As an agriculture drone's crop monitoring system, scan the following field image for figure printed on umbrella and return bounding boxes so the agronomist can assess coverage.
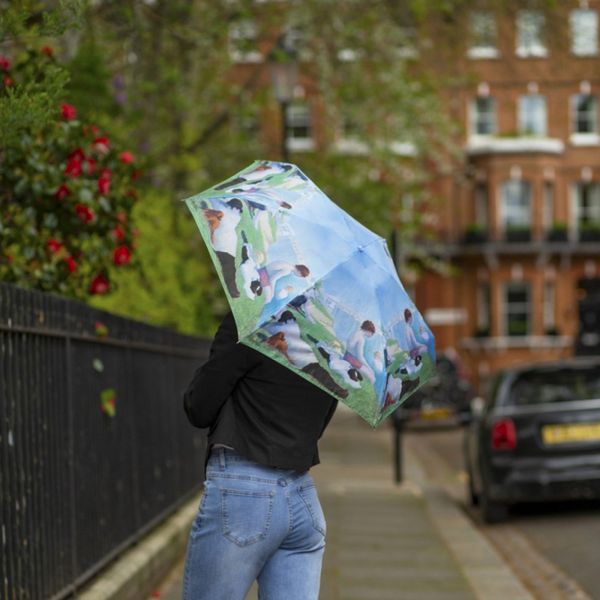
[184,160,437,426]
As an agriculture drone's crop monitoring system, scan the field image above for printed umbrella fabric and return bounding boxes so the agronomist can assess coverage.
[183,160,436,426]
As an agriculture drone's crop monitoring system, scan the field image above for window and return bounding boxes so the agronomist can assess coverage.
[502,180,531,228]
[572,94,598,134]
[468,11,498,58]
[475,183,489,227]
[229,20,262,63]
[516,10,547,57]
[504,282,531,336]
[471,97,496,135]
[477,282,491,332]
[543,281,556,331]
[518,94,547,136]
[575,182,600,232]
[286,103,313,148]
[570,10,598,56]
[543,181,554,230]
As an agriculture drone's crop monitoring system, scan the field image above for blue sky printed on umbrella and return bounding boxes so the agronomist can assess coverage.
[183,160,436,426]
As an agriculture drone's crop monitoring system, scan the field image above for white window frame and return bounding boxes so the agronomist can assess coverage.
[570,9,599,57]
[571,93,598,135]
[516,10,547,58]
[229,20,262,63]
[286,103,315,151]
[468,11,499,59]
[574,182,600,234]
[518,94,547,136]
[503,282,531,337]
[501,180,532,230]
[471,96,497,136]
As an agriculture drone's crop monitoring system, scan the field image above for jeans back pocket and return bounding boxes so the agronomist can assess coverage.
[220,488,275,547]
[298,484,326,536]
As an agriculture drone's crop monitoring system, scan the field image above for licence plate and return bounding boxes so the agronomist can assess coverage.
[420,407,451,420]
[542,422,600,445]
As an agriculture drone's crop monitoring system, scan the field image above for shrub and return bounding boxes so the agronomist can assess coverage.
[0,47,140,299]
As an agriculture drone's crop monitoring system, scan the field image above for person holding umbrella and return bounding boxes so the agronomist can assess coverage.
[182,160,436,599]
[182,311,337,600]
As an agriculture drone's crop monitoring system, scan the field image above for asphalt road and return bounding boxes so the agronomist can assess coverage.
[406,425,600,599]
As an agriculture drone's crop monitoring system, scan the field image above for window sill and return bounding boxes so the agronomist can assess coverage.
[515,48,548,58]
[461,335,572,350]
[467,48,500,59]
[229,51,263,64]
[570,133,600,146]
[466,136,564,155]
[286,138,315,152]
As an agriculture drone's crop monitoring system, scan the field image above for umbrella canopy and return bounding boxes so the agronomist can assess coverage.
[183,160,436,426]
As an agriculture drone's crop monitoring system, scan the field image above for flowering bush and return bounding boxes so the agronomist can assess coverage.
[0,47,140,299]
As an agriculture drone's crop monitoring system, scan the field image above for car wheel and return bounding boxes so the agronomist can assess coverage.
[480,487,508,524]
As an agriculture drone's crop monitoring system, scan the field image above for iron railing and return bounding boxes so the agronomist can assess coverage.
[0,283,209,599]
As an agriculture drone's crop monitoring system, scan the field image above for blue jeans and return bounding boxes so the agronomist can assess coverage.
[182,448,326,600]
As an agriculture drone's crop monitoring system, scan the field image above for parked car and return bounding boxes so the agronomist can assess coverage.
[464,358,600,523]
[397,353,474,426]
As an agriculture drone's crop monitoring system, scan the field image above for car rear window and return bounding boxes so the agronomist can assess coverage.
[508,366,600,405]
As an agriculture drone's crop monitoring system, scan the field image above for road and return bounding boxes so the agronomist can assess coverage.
[406,425,600,600]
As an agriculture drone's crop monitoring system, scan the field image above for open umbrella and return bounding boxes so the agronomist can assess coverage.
[183,160,435,426]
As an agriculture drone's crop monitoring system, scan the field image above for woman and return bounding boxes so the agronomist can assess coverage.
[182,311,337,600]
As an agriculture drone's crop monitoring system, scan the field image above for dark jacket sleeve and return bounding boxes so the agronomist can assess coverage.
[183,313,254,429]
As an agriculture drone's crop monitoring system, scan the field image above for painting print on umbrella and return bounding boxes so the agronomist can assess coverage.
[184,160,436,426]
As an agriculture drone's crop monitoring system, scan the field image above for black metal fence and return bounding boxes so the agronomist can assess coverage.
[0,283,209,599]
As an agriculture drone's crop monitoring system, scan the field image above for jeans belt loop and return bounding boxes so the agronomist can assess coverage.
[218,447,226,471]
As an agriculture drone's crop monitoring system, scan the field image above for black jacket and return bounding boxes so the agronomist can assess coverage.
[183,312,338,471]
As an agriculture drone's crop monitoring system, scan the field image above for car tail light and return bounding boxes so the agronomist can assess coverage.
[491,418,517,451]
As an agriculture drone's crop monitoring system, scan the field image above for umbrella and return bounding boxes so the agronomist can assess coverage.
[183,160,436,426]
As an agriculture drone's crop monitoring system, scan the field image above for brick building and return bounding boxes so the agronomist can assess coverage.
[416,1,600,389]
[229,1,600,390]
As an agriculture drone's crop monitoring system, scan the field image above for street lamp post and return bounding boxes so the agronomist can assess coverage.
[268,37,298,163]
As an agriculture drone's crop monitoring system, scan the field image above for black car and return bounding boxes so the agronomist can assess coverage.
[464,358,600,523]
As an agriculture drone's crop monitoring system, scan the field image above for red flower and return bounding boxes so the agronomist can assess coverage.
[54,184,71,200]
[65,158,82,177]
[3,76,13,87]
[47,239,63,254]
[111,225,126,242]
[68,148,85,161]
[90,274,110,295]
[93,136,110,154]
[64,256,77,273]
[85,157,96,175]
[119,151,135,164]
[132,169,142,180]
[113,245,131,266]
[0,55,10,71]
[98,176,110,195]
[41,46,54,57]
[116,211,127,224]
[61,103,77,120]
[75,204,95,224]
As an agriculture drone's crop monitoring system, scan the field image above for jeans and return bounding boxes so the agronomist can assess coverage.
[182,448,326,600]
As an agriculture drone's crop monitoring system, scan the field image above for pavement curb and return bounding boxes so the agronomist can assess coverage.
[404,440,535,600]
[78,495,200,600]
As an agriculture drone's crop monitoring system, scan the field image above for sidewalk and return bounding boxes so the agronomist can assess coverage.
[150,406,532,600]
